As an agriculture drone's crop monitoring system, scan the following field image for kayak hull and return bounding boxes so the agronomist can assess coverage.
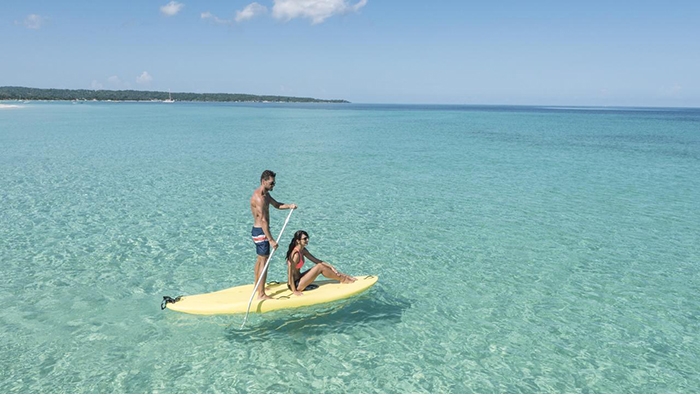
[165,275,378,315]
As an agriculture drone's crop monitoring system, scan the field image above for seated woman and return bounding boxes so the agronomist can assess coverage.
[286,230,356,296]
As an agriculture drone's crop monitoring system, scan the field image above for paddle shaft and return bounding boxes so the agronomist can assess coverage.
[241,208,295,327]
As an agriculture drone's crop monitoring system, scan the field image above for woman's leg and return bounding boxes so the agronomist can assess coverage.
[297,263,354,290]
[322,262,357,284]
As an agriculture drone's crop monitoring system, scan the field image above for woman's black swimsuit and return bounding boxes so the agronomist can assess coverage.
[287,269,318,291]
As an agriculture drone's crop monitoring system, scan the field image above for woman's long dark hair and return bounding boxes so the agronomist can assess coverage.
[286,230,309,262]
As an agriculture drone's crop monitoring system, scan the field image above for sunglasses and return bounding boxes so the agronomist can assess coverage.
[301,237,309,241]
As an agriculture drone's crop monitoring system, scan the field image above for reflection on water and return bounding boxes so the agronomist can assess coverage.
[225,290,410,341]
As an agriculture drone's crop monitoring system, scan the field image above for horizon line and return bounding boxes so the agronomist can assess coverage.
[1,85,698,110]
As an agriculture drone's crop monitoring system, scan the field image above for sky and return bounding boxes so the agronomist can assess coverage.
[2,0,699,106]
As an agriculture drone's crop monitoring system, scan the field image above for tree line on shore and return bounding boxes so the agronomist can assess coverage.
[0,86,349,103]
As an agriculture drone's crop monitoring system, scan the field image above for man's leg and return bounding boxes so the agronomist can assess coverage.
[254,254,272,300]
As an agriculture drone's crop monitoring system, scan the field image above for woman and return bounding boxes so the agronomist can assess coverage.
[286,230,356,296]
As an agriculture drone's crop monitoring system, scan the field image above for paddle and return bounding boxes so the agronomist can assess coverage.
[241,208,295,327]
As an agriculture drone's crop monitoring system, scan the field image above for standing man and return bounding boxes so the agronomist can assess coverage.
[250,170,297,300]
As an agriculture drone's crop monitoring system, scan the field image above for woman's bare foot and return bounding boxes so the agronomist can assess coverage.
[256,294,273,301]
[340,275,357,284]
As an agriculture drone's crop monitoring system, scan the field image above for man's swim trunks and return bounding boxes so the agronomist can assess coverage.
[251,227,270,256]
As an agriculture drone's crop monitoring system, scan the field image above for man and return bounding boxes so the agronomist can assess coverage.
[250,170,297,300]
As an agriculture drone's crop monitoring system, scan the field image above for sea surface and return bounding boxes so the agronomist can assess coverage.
[1,102,699,392]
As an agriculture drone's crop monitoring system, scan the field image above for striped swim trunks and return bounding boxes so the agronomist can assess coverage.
[251,227,270,256]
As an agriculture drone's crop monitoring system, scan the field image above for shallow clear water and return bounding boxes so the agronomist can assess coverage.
[1,102,699,392]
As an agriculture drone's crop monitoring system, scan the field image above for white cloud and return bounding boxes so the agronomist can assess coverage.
[108,76,121,85]
[23,14,47,29]
[235,3,268,22]
[660,83,683,97]
[272,0,367,24]
[201,11,231,25]
[136,71,153,85]
[160,1,185,16]
[91,80,104,90]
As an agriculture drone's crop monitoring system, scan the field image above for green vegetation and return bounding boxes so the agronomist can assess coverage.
[0,86,349,103]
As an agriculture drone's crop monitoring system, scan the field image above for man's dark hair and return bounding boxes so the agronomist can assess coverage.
[261,170,276,182]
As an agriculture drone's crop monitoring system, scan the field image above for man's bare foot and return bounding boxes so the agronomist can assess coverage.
[256,294,273,301]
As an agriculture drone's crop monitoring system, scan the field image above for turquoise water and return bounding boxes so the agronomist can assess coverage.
[1,102,699,392]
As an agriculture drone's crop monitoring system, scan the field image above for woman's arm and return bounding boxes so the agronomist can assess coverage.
[303,249,339,275]
[303,249,323,264]
[288,253,303,296]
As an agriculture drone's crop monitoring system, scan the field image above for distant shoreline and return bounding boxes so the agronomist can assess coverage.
[0,86,350,104]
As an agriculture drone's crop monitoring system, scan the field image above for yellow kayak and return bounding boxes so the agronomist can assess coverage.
[163,275,378,315]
